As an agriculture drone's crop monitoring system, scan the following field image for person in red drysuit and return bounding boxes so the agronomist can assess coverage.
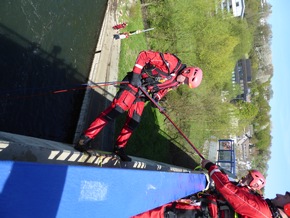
[74,50,203,161]
[200,159,290,218]
[131,168,269,218]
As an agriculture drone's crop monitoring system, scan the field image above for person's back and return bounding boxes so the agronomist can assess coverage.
[202,160,272,218]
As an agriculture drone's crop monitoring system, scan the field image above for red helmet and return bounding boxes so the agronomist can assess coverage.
[284,203,290,216]
[181,67,203,88]
[248,170,266,190]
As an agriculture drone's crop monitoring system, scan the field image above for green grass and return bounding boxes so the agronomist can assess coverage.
[118,1,148,78]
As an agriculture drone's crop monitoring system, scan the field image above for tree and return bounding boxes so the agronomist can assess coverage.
[236,101,259,124]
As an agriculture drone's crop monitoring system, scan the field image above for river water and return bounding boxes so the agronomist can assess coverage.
[0,0,108,143]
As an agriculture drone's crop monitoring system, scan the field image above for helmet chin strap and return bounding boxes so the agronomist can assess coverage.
[266,199,283,218]
[178,64,187,74]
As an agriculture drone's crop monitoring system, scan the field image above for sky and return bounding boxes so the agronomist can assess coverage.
[264,0,290,199]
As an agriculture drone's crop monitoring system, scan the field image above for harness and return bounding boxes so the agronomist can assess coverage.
[265,199,282,218]
[141,52,184,86]
[163,193,238,218]
[164,201,205,218]
[200,193,237,218]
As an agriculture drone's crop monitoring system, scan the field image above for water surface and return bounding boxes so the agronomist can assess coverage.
[0,0,108,142]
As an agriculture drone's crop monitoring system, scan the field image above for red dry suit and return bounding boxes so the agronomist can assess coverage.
[83,50,185,148]
[207,164,272,218]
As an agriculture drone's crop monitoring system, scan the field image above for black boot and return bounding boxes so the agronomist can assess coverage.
[114,146,132,162]
[74,135,96,156]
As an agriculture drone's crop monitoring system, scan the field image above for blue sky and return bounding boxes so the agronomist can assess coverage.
[264,0,290,198]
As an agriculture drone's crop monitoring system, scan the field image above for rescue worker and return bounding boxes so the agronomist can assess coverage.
[201,159,290,218]
[74,50,203,161]
[131,169,267,218]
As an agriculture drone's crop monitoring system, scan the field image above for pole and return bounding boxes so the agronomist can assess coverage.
[138,86,205,159]
[129,28,155,36]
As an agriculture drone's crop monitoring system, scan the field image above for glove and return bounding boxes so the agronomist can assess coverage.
[201,159,213,169]
[147,84,160,93]
[130,72,141,87]
[151,93,166,112]
[137,89,145,98]
[152,93,161,102]
[150,93,160,108]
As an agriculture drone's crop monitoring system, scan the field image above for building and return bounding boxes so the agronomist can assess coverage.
[221,0,245,18]
[232,59,252,102]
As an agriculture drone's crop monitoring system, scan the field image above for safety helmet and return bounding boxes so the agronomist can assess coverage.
[181,67,203,88]
[285,203,290,216]
[283,203,290,217]
[284,192,290,216]
[248,170,266,190]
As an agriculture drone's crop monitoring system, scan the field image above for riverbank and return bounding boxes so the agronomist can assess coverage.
[74,0,122,150]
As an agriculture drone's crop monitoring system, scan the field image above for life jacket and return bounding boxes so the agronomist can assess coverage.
[141,52,184,86]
